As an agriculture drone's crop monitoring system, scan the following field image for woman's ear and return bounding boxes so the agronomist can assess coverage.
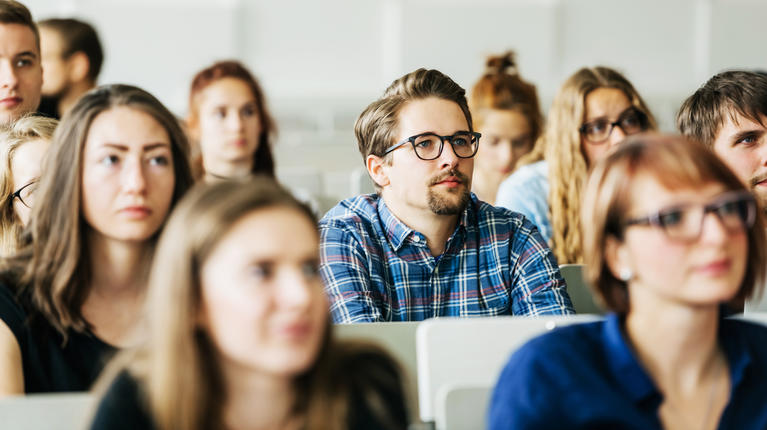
[605,235,631,281]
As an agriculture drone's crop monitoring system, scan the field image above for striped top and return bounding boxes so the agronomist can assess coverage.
[319,193,574,323]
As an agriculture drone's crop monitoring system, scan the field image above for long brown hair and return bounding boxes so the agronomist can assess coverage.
[188,60,276,178]
[2,84,193,339]
[94,178,405,430]
[0,115,58,256]
[542,66,656,264]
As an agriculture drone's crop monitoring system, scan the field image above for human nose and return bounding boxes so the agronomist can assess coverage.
[122,157,147,194]
[608,124,626,147]
[0,60,18,89]
[437,138,460,168]
[698,210,730,244]
[278,268,315,309]
[226,111,244,132]
[498,141,514,167]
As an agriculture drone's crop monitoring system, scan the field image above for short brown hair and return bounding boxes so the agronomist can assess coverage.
[38,18,103,81]
[188,60,276,178]
[0,1,38,51]
[677,70,767,146]
[469,51,542,143]
[355,68,473,161]
[582,134,766,313]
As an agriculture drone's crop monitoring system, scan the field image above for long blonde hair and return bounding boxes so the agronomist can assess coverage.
[542,67,656,264]
[0,115,57,256]
[94,178,406,430]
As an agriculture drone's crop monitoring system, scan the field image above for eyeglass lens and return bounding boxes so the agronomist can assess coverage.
[656,196,754,240]
[412,132,478,160]
[582,109,645,143]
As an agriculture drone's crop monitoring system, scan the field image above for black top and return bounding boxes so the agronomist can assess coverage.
[0,283,117,393]
[36,96,61,119]
[90,346,410,430]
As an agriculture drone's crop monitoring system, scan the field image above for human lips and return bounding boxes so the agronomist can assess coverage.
[0,96,22,109]
[694,258,733,277]
[436,176,463,188]
[119,205,152,219]
[278,320,314,340]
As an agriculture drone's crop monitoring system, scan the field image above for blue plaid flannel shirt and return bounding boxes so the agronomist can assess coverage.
[319,193,574,323]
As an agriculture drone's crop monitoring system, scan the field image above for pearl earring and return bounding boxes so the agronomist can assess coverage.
[619,268,633,282]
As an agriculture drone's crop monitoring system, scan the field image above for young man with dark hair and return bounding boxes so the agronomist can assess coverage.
[677,70,767,210]
[320,68,573,323]
[38,18,103,118]
[0,0,41,125]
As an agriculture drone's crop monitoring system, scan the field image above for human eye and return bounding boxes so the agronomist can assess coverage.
[584,120,607,135]
[301,261,320,280]
[414,135,437,149]
[14,57,33,68]
[213,107,227,119]
[248,263,273,282]
[657,208,685,227]
[99,154,120,166]
[450,133,472,147]
[735,132,759,146]
[242,104,257,117]
[148,154,170,167]
[512,136,533,149]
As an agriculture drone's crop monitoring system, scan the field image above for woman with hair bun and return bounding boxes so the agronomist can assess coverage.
[469,51,543,204]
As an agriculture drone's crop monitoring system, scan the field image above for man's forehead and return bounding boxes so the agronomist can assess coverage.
[0,22,38,56]
[717,107,767,135]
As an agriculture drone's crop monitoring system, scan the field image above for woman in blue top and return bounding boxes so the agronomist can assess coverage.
[489,134,767,430]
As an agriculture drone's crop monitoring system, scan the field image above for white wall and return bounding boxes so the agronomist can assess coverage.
[27,0,767,203]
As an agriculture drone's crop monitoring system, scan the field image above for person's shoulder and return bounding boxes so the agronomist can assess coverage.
[724,318,767,351]
[501,160,548,189]
[90,370,155,430]
[329,339,409,430]
[320,194,381,228]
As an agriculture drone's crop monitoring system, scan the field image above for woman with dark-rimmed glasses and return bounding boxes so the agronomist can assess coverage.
[490,135,767,430]
[0,115,57,256]
[0,85,194,395]
[496,66,656,264]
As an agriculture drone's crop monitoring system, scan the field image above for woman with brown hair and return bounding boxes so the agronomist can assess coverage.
[496,66,655,263]
[187,60,277,182]
[0,115,58,256]
[0,85,194,394]
[89,178,408,430]
[489,135,767,429]
[469,51,543,204]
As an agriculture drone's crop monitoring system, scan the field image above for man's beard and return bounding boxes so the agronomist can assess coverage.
[427,169,471,215]
[749,172,767,215]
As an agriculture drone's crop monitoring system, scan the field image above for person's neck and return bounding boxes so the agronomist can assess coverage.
[57,80,95,117]
[88,233,150,296]
[625,289,723,394]
[471,169,503,205]
[221,359,297,430]
[203,158,253,183]
[382,192,461,256]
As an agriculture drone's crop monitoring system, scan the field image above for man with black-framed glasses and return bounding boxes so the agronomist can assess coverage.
[319,68,573,323]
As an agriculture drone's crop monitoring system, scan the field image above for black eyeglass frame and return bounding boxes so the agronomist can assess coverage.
[579,107,649,144]
[383,131,481,160]
[623,190,756,242]
[10,180,36,209]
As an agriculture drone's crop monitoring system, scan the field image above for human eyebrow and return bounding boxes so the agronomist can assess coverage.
[142,142,171,151]
[15,51,37,60]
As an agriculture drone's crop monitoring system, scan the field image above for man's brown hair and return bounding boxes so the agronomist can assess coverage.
[354,68,473,162]
[38,18,103,82]
[677,70,767,146]
[0,1,38,51]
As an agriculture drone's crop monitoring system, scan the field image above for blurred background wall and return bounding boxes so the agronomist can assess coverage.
[28,0,767,208]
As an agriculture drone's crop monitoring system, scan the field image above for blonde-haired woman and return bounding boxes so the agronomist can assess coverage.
[89,178,408,430]
[496,66,656,263]
[469,51,543,204]
[490,135,767,429]
[0,115,58,256]
[0,85,194,394]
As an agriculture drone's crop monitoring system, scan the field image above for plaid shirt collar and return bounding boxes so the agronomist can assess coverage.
[376,196,474,252]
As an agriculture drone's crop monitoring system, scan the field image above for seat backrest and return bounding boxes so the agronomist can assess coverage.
[0,393,95,430]
[560,264,604,314]
[435,384,491,430]
[416,315,600,424]
[334,322,420,421]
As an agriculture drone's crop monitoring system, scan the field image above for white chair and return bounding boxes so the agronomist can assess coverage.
[416,315,601,429]
[334,322,421,422]
[560,264,604,314]
[436,384,491,430]
[0,392,95,430]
